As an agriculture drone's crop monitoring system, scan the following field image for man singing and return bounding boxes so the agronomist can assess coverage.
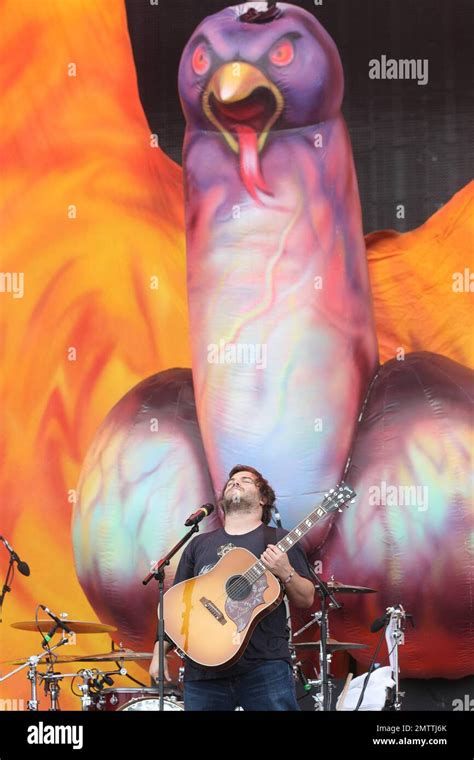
[149,464,315,710]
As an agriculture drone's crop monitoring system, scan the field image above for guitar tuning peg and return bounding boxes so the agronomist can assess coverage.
[350,499,355,503]
[338,508,343,513]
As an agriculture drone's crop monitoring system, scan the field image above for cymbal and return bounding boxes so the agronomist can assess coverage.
[293,639,369,653]
[326,581,377,594]
[11,620,117,634]
[4,649,153,666]
[49,650,154,663]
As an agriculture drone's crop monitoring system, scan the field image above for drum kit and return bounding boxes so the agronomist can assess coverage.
[0,616,184,711]
[289,575,377,711]
[0,576,383,712]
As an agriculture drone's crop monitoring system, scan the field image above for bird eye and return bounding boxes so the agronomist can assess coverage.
[192,43,211,75]
[269,39,294,67]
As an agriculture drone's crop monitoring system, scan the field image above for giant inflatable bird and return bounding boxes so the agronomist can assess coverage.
[72,2,473,677]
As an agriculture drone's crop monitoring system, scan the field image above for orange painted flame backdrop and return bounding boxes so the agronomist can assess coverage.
[0,0,472,709]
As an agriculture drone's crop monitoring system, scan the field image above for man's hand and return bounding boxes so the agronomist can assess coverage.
[261,544,315,609]
[149,640,172,683]
[260,544,292,581]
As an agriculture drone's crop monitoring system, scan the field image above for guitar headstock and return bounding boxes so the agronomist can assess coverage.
[321,482,356,514]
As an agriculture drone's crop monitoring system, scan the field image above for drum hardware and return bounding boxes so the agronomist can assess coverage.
[74,664,183,711]
[74,666,127,711]
[294,570,342,711]
[77,669,95,711]
[293,574,377,711]
[26,657,40,711]
[2,610,127,710]
[289,640,314,692]
[1,647,151,711]
[38,670,85,711]
[0,637,71,711]
[41,670,62,711]
[77,669,96,711]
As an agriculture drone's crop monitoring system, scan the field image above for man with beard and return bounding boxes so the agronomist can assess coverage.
[149,464,315,711]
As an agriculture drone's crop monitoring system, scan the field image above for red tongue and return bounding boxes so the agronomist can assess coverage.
[234,124,273,203]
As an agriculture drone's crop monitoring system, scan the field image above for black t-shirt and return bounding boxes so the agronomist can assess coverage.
[161,523,313,681]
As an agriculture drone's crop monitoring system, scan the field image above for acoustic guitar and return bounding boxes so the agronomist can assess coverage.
[164,483,355,668]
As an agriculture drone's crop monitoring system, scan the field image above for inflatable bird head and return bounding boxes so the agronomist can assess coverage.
[178,2,344,196]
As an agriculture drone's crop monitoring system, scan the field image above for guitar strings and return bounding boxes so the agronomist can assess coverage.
[217,537,295,601]
[211,562,263,606]
[212,529,305,602]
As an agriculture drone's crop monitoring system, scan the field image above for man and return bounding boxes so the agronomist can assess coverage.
[149,464,315,711]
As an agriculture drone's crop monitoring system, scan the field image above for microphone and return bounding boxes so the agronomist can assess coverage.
[0,535,30,576]
[41,623,59,648]
[184,503,214,527]
[91,674,114,690]
[296,662,311,693]
[39,605,73,639]
[371,603,413,633]
[370,612,391,633]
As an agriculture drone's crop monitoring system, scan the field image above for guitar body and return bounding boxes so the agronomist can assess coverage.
[164,547,283,668]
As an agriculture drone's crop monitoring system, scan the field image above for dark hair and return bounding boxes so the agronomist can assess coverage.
[239,2,282,24]
[218,464,276,525]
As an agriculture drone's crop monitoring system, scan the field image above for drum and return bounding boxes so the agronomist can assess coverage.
[92,687,183,711]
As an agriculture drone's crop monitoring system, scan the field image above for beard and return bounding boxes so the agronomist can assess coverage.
[222,490,259,516]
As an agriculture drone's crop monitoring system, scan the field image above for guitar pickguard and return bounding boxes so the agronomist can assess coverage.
[225,575,269,633]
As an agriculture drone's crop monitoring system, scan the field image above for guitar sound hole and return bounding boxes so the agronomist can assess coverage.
[226,575,252,601]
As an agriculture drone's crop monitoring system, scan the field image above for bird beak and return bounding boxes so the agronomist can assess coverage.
[202,62,283,155]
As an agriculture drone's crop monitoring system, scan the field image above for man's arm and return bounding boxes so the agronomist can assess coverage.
[282,571,315,609]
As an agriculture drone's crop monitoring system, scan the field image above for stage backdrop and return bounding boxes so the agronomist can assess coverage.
[1,0,472,710]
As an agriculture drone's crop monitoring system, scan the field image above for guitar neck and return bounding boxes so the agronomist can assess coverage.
[246,500,332,583]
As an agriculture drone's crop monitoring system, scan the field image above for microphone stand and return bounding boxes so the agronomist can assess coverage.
[0,554,15,623]
[142,523,201,712]
[308,567,342,711]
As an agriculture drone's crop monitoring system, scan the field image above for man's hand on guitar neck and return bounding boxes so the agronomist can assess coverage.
[261,544,315,609]
[149,640,173,683]
[261,543,292,580]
